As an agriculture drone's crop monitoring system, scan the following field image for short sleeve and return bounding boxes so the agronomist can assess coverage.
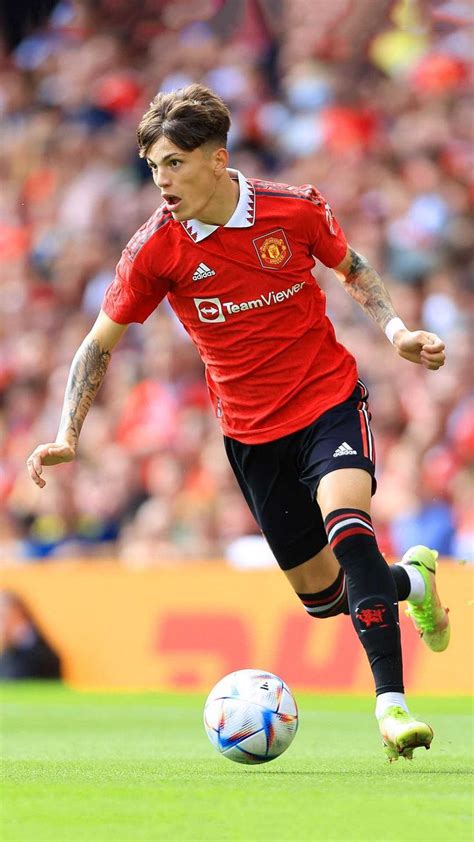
[300,185,347,268]
[102,251,170,325]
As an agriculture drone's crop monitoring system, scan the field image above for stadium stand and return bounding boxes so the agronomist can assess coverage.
[0,0,472,563]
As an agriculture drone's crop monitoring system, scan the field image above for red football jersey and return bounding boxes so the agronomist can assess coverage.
[103,170,358,443]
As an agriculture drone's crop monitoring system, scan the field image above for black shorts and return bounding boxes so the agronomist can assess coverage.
[224,380,376,571]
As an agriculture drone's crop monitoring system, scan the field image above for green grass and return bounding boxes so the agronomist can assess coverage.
[1,684,472,842]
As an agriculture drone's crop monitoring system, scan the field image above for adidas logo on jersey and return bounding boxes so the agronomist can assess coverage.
[333,442,357,457]
[193,262,216,281]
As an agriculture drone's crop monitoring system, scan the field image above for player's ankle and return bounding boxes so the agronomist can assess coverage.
[375,692,409,719]
[398,562,426,604]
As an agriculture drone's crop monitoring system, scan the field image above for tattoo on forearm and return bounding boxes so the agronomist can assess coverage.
[57,339,111,445]
[341,248,397,329]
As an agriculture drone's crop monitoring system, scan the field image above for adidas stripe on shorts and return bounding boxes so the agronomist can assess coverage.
[224,380,376,571]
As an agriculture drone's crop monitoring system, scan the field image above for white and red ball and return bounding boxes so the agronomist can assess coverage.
[203,669,298,764]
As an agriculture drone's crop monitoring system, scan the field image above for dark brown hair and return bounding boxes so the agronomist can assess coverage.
[137,84,231,158]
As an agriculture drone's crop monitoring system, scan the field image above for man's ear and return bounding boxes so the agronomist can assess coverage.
[213,146,229,175]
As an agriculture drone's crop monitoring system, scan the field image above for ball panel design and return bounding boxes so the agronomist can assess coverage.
[222,743,268,764]
[230,729,268,757]
[203,698,224,732]
[277,686,298,717]
[218,699,264,748]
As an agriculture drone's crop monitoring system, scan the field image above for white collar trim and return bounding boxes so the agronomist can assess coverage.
[181,169,255,242]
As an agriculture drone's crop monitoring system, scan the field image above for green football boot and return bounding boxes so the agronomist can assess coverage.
[378,706,433,762]
[398,545,450,652]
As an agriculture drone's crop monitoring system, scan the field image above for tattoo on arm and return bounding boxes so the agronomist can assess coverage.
[57,338,111,446]
[340,248,397,330]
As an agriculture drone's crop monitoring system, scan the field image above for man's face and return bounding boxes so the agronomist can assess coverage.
[145,137,224,221]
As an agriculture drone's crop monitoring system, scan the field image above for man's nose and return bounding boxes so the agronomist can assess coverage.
[157,168,171,188]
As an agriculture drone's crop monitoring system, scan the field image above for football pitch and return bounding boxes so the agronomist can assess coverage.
[1,684,472,842]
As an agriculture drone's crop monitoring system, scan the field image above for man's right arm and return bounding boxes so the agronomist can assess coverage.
[27,310,129,488]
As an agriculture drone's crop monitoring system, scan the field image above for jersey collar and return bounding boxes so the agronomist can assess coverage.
[180,169,255,242]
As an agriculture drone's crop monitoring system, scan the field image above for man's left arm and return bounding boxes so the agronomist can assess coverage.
[334,246,446,370]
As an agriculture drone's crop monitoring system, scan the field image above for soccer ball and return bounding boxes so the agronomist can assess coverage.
[203,668,298,764]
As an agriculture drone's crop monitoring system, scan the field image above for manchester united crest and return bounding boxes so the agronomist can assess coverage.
[253,229,292,269]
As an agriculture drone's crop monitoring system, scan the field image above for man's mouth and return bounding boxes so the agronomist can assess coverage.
[162,194,182,210]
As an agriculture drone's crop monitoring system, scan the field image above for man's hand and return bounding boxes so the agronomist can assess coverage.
[27,442,76,488]
[394,329,446,370]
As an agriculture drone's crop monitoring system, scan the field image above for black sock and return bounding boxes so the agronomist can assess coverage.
[300,563,412,618]
[324,508,404,695]
[390,564,411,602]
[297,569,350,618]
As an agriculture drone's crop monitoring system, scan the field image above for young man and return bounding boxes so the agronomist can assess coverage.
[27,84,449,761]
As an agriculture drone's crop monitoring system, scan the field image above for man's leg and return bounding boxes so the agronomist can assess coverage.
[223,428,442,758]
[283,544,349,617]
[284,544,414,619]
[315,467,433,760]
[285,538,450,653]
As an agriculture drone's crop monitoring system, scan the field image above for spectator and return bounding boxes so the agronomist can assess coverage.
[0,590,62,680]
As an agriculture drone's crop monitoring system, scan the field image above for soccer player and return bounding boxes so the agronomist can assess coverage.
[27,84,450,760]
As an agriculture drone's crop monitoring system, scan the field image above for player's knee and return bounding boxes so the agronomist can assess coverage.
[297,569,349,618]
[323,508,379,564]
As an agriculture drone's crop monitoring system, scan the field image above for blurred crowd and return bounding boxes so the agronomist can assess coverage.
[1,0,472,566]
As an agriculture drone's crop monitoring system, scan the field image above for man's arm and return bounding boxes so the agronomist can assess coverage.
[27,310,128,488]
[334,246,446,370]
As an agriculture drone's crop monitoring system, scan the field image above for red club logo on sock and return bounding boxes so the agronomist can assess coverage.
[356,605,388,628]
